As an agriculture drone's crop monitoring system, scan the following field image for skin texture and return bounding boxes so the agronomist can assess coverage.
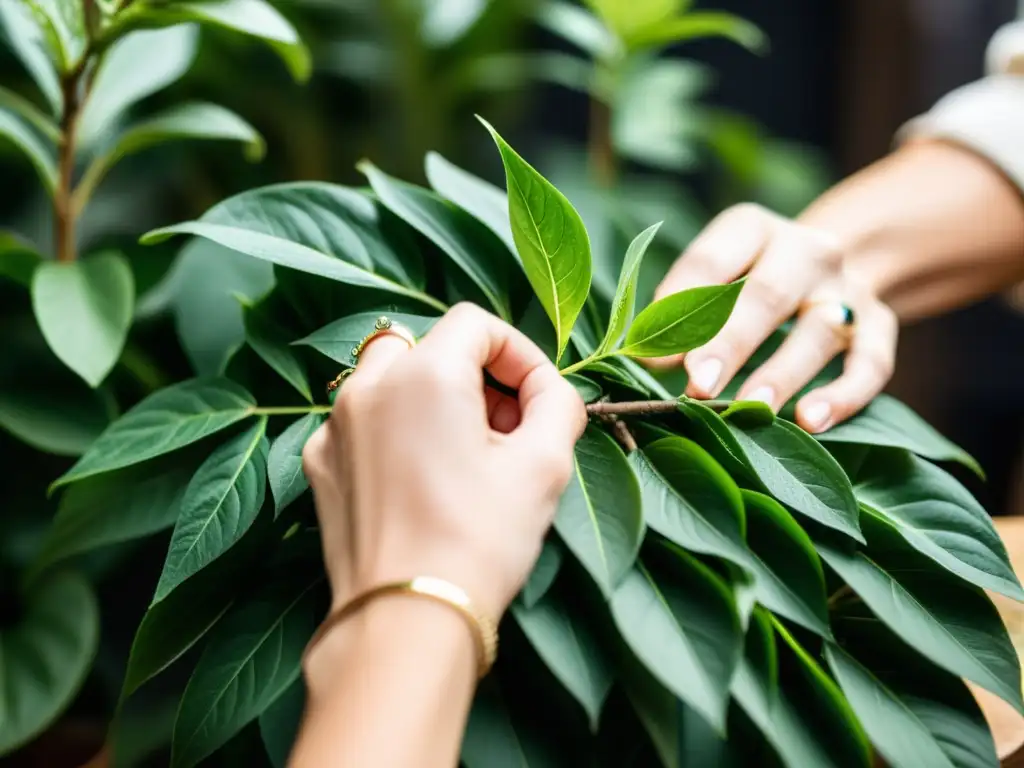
[649,138,1024,433]
[292,303,586,768]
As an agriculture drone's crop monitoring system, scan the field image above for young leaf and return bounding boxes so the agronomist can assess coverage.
[267,413,323,516]
[554,425,644,596]
[0,572,98,754]
[511,589,614,731]
[836,445,1023,601]
[626,12,768,53]
[78,26,199,149]
[480,118,592,361]
[611,551,743,734]
[520,538,563,609]
[727,418,863,541]
[31,251,135,387]
[0,108,56,192]
[0,2,62,115]
[619,282,743,358]
[171,571,322,768]
[153,418,270,603]
[597,222,662,354]
[52,378,256,489]
[424,151,517,256]
[295,312,438,367]
[816,511,1024,714]
[360,162,512,319]
[23,0,87,71]
[817,393,983,478]
[243,301,312,403]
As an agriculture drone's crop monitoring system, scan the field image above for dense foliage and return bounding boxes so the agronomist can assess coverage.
[1,1,1018,767]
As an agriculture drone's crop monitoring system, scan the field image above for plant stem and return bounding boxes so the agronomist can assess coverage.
[587,82,616,187]
[252,406,333,416]
[54,77,81,262]
[827,584,855,609]
[585,399,733,416]
[560,354,609,377]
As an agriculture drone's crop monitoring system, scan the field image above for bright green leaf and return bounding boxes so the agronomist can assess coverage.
[53,378,256,489]
[520,538,563,609]
[0,108,56,192]
[243,301,312,403]
[620,282,743,358]
[267,413,323,516]
[626,12,768,53]
[31,251,135,387]
[554,425,644,596]
[295,311,438,367]
[537,1,621,60]
[0,2,62,115]
[153,418,269,603]
[584,0,685,45]
[598,222,661,354]
[481,118,592,361]
[511,589,613,731]
[0,572,98,754]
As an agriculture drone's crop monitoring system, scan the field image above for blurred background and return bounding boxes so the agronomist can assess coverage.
[2,0,1024,761]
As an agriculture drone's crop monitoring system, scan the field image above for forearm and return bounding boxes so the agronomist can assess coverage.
[291,597,477,768]
[799,139,1024,321]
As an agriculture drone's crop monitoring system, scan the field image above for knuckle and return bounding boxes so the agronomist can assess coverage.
[448,301,484,323]
[747,276,792,317]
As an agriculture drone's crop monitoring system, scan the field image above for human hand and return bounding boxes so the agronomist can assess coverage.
[648,203,898,433]
[302,303,587,622]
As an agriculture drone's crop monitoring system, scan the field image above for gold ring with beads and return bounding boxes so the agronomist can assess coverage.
[351,316,417,359]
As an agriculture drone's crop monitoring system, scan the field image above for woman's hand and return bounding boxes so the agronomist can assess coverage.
[648,203,898,433]
[302,303,587,622]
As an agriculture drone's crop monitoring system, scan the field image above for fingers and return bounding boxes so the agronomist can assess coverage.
[795,303,898,433]
[346,333,414,388]
[684,226,842,399]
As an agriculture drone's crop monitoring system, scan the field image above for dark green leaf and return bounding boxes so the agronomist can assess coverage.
[565,374,602,403]
[815,510,1024,714]
[817,394,982,477]
[512,589,613,730]
[729,607,777,728]
[360,161,511,320]
[626,12,768,53]
[243,301,312,402]
[620,282,743,358]
[721,399,775,427]
[295,311,438,367]
[267,413,323,516]
[835,445,1022,601]
[153,418,269,603]
[677,399,751,478]
[0,232,43,286]
[727,418,862,540]
[259,678,305,768]
[0,2,62,114]
[171,571,322,767]
[554,425,644,596]
[481,118,592,361]
[0,108,56,192]
[520,539,564,609]
[461,678,563,767]
[53,378,256,489]
[611,550,743,733]
[0,572,98,754]
[31,251,135,387]
[598,222,661,354]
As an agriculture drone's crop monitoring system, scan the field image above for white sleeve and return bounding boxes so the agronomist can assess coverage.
[899,21,1024,192]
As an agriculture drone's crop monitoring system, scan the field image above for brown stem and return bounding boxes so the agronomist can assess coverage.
[587,95,616,187]
[54,66,86,263]
[611,420,638,452]
[585,399,734,417]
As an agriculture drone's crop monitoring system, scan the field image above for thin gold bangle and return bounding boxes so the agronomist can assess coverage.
[304,577,498,679]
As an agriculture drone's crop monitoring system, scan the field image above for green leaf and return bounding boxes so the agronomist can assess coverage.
[619,282,743,358]
[554,425,644,596]
[481,118,592,361]
[35,453,195,571]
[817,393,982,478]
[0,108,56,192]
[53,378,256,490]
[112,0,311,82]
[815,510,1024,714]
[171,571,322,768]
[22,0,87,71]
[295,311,438,367]
[461,678,562,767]
[360,161,511,321]
[259,678,305,768]
[0,572,98,754]
[78,25,199,149]
[153,418,269,603]
[626,12,768,53]
[677,399,751,479]
[721,399,775,427]
[142,183,443,313]
[424,151,517,256]
[0,2,62,115]
[267,413,323,516]
[520,538,563,609]
[511,589,613,731]
[611,550,743,734]
[835,445,1023,601]
[729,607,777,728]
[78,102,264,207]
[584,0,686,44]
[0,232,43,286]
[598,222,661,354]
[31,251,135,387]
[537,1,621,60]
[0,84,60,140]
[727,418,863,540]
[564,373,602,403]
[243,300,312,402]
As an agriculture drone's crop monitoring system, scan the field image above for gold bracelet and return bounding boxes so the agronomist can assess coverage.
[304,576,498,679]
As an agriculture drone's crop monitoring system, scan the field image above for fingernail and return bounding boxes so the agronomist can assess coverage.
[691,358,723,395]
[802,401,832,432]
[746,386,776,409]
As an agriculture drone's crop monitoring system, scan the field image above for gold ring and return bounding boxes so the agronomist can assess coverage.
[351,316,417,359]
[327,368,355,393]
[799,300,856,341]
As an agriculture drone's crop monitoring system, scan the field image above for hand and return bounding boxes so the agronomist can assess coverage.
[302,303,587,621]
[648,203,898,433]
